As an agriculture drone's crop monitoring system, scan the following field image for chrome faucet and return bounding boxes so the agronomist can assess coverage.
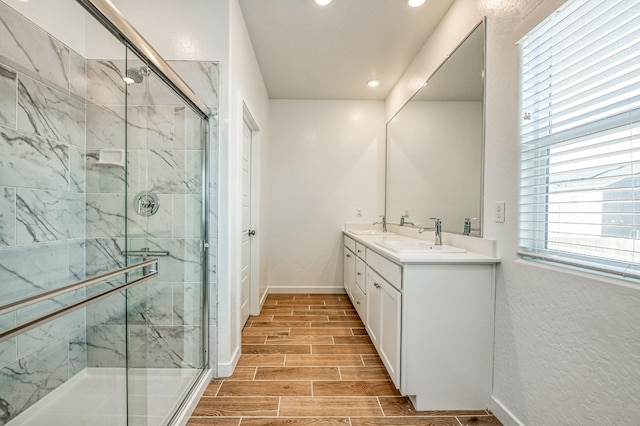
[419,217,442,246]
[373,215,387,232]
[463,217,479,236]
[400,214,414,226]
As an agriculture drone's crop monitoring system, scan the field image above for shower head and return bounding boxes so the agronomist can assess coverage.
[123,66,150,84]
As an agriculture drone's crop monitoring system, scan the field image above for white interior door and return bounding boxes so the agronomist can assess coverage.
[241,120,252,326]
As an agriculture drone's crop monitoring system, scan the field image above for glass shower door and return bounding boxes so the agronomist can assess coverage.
[123,48,206,425]
[0,1,209,424]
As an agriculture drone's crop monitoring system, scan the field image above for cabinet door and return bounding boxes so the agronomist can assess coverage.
[365,268,381,348]
[379,278,401,388]
[344,247,356,299]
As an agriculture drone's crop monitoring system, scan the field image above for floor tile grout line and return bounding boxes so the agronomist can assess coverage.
[375,396,385,417]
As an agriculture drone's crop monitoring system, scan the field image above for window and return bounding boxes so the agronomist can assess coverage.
[519,0,640,280]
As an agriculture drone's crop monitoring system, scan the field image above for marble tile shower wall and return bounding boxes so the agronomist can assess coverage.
[0,2,87,424]
[84,58,219,369]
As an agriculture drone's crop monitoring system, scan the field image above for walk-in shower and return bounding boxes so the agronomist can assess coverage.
[0,0,218,424]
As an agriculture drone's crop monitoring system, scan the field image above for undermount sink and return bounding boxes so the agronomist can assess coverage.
[350,230,394,235]
[375,240,466,253]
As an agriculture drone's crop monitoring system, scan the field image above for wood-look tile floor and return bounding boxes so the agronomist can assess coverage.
[189,294,503,426]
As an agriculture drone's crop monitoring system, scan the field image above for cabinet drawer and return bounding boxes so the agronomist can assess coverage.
[344,235,356,252]
[355,242,366,259]
[366,249,402,290]
[355,257,366,292]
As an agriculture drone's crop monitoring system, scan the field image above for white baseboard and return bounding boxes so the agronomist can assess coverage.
[216,345,241,378]
[267,286,346,294]
[490,396,526,426]
[173,369,212,426]
[259,287,269,308]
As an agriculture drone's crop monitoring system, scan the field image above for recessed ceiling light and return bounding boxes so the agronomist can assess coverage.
[407,0,426,7]
[367,79,380,88]
[314,0,332,5]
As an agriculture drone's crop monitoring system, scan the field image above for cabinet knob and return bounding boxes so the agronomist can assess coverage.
[374,283,381,289]
[357,249,362,253]
[357,272,362,276]
[356,301,360,305]
[346,254,351,258]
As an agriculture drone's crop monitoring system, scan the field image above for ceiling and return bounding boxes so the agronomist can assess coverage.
[238,0,454,100]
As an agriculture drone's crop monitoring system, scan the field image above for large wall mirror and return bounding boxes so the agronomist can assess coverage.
[386,21,485,236]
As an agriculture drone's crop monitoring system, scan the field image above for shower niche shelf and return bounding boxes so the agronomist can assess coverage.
[96,149,125,167]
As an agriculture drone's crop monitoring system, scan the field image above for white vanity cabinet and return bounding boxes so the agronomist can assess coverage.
[342,231,499,411]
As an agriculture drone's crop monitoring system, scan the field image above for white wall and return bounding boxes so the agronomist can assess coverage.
[386,0,640,424]
[220,0,270,376]
[267,100,385,292]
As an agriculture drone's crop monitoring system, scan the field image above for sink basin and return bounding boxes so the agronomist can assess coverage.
[350,230,394,235]
[375,240,466,253]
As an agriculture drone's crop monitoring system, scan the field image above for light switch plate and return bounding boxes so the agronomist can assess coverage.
[495,201,506,223]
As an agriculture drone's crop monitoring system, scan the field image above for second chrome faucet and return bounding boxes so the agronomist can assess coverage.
[419,217,442,246]
[400,214,414,226]
[372,215,387,232]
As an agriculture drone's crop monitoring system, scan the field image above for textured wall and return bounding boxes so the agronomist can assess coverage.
[387,0,640,424]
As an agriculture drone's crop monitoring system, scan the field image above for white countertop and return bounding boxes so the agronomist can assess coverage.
[344,230,501,265]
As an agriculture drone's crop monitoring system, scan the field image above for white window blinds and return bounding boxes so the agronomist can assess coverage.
[519,0,640,279]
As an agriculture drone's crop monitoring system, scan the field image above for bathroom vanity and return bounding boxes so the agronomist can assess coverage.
[343,228,500,410]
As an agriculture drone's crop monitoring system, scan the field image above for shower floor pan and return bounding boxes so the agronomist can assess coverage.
[9,367,200,426]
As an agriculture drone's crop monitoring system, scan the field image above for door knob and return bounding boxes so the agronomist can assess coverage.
[248,230,256,236]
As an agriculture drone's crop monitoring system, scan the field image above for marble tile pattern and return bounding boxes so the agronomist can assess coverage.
[168,61,220,370]
[15,189,85,244]
[0,64,16,127]
[85,60,218,371]
[17,74,85,147]
[0,2,88,424]
[0,2,70,92]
